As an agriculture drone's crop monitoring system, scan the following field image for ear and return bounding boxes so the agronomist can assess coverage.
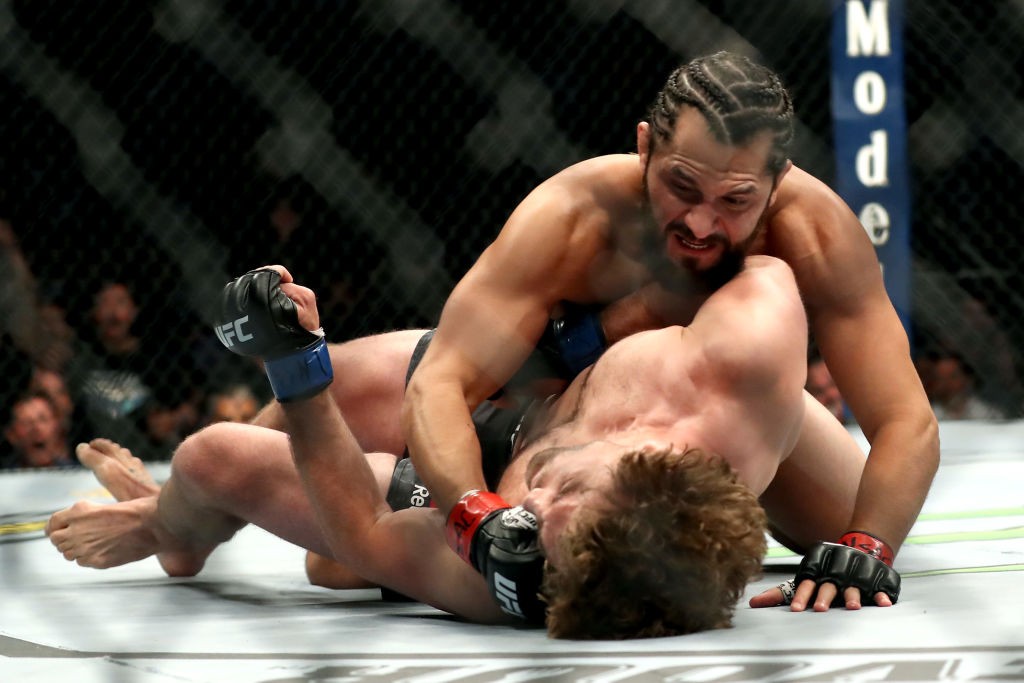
[637,121,652,167]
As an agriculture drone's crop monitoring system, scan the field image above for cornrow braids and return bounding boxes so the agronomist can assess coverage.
[647,51,794,175]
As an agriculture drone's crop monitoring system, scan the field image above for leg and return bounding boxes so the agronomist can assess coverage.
[73,438,160,501]
[46,422,398,577]
[305,551,374,589]
[759,393,867,552]
[48,329,422,581]
[251,329,425,455]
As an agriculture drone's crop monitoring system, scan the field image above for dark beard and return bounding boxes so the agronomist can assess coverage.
[641,230,747,297]
[640,163,768,296]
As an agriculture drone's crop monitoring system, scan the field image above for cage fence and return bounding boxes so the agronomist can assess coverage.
[1,0,1021,461]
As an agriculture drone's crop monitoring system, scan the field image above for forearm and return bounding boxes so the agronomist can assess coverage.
[849,415,940,554]
[598,283,705,344]
[402,382,487,513]
[283,391,386,573]
[287,391,503,621]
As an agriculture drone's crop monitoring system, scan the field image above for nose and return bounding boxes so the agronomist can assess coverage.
[683,202,718,239]
[521,487,553,520]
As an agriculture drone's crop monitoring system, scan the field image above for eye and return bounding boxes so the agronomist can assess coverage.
[722,196,748,208]
[674,185,701,202]
[557,478,583,496]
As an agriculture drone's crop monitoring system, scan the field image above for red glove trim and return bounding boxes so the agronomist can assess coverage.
[445,490,509,565]
[838,530,895,567]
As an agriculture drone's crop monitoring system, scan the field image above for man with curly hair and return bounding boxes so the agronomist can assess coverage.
[538,448,768,639]
[49,253,849,638]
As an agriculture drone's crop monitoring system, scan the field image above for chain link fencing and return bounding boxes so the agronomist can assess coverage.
[1,0,1021,461]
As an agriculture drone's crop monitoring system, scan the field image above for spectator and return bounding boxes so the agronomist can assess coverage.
[29,366,76,441]
[74,281,150,419]
[925,349,1005,421]
[68,280,201,459]
[140,393,200,461]
[806,347,848,424]
[806,359,846,424]
[2,391,75,469]
[0,218,75,373]
[35,300,77,372]
[202,384,260,425]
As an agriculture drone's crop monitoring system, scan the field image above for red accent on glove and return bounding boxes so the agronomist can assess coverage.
[838,530,895,567]
[445,490,510,565]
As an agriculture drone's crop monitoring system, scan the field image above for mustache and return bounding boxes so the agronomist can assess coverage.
[666,222,729,248]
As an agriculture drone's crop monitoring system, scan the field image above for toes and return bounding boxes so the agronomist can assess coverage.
[76,443,105,468]
[89,438,122,457]
[100,439,143,468]
[45,509,70,536]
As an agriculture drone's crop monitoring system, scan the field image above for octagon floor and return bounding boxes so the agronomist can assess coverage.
[1,420,1022,682]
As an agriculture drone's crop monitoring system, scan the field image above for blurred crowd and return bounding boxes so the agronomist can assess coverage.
[0,209,274,471]
[807,341,1010,427]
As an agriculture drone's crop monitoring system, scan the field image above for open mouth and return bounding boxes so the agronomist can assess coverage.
[674,232,713,251]
[669,229,720,255]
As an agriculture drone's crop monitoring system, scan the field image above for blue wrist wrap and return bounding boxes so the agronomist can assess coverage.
[551,308,607,376]
[264,337,334,402]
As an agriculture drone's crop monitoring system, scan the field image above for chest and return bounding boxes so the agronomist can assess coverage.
[500,329,784,500]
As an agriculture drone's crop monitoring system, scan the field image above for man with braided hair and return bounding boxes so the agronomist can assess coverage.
[47,51,932,624]
[403,50,936,613]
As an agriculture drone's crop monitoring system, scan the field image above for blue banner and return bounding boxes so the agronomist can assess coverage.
[831,0,912,334]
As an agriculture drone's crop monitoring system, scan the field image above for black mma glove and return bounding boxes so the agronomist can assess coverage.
[445,490,546,624]
[537,303,608,378]
[795,531,901,605]
[214,268,333,402]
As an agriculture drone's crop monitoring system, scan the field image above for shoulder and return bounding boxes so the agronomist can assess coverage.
[505,154,641,233]
[763,165,883,309]
[767,166,860,254]
[472,154,643,296]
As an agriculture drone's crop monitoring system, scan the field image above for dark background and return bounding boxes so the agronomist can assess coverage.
[2,0,1022,428]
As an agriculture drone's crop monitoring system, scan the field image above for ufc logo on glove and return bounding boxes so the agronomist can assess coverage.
[215,316,254,348]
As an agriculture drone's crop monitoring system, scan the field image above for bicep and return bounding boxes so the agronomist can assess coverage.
[414,196,592,405]
[424,265,555,405]
[776,179,930,437]
[800,224,927,433]
[812,287,924,432]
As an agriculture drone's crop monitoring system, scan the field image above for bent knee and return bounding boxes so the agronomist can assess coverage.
[305,551,374,590]
[171,423,257,500]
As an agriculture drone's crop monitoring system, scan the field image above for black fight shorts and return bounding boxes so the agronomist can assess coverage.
[402,330,527,491]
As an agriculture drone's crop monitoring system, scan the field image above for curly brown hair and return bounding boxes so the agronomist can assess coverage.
[542,447,767,639]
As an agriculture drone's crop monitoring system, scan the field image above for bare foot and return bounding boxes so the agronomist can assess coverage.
[76,439,160,502]
[46,498,210,577]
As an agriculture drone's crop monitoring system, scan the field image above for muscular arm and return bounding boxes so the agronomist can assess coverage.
[811,280,938,550]
[284,388,505,623]
[402,183,606,512]
[777,170,939,553]
[215,265,505,622]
